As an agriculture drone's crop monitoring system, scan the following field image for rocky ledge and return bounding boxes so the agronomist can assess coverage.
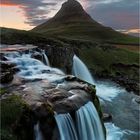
[1,75,105,140]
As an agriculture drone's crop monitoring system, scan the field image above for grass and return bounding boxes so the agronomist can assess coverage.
[0,88,7,95]
[32,21,139,45]
[78,44,139,81]
[1,95,26,140]
[114,44,139,53]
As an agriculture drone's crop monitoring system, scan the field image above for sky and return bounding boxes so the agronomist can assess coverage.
[0,0,139,36]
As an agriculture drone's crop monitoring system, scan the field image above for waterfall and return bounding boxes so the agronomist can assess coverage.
[55,113,78,140]
[73,55,94,85]
[55,102,105,140]
[34,122,44,140]
[6,51,64,82]
[76,101,105,140]
[42,50,50,66]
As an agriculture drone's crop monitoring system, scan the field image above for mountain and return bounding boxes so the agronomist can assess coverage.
[32,0,138,44]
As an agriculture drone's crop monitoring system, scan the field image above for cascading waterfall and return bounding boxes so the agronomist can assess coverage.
[55,102,105,140]
[72,55,131,140]
[42,50,50,66]
[5,50,64,82]
[34,122,44,140]
[76,101,105,140]
[55,113,78,140]
[73,55,94,85]
[72,55,120,101]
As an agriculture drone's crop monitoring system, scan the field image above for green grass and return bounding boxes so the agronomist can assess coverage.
[32,21,139,45]
[1,95,26,140]
[0,27,65,47]
[79,45,139,81]
[0,88,7,95]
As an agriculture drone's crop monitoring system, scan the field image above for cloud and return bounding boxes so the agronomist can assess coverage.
[86,0,139,31]
[1,0,58,26]
[117,28,140,37]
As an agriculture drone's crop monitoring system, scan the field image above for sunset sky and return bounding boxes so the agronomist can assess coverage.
[0,0,139,36]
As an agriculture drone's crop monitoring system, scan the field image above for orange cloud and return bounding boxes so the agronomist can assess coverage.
[124,29,140,34]
[0,3,19,7]
[0,0,22,6]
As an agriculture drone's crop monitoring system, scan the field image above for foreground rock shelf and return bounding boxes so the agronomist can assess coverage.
[1,74,105,140]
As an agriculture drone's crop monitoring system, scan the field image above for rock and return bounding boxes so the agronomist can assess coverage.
[0,61,16,71]
[103,113,112,122]
[38,45,75,74]
[0,61,18,84]
[135,97,140,104]
[0,71,14,83]
[0,53,8,61]
[31,52,43,62]
[6,76,104,140]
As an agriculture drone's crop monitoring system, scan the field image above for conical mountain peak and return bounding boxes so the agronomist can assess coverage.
[32,0,127,42]
[50,0,93,22]
[33,0,95,31]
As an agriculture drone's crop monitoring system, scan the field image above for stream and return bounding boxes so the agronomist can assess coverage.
[1,44,139,140]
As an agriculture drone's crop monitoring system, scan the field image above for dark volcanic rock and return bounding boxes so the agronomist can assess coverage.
[103,113,112,122]
[38,45,75,74]
[0,71,14,83]
[31,52,43,62]
[0,53,8,61]
[0,61,18,83]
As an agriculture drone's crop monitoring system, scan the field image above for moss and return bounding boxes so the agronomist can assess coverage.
[1,95,28,140]
[0,88,7,95]
[93,96,106,138]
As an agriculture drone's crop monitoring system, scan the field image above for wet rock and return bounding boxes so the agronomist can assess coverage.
[0,71,14,83]
[39,45,75,74]
[6,77,103,140]
[135,97,140,104]
[0,61,18,84]
[0,61,16,71]
[31,52,43,62]
[0,53,8,61]
[103,113,112,122]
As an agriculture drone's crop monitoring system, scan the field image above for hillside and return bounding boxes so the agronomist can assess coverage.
[32,0,139,45]
[0,27,65,47]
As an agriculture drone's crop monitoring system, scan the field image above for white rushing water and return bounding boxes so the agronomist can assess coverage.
[72,55,139,140]
[55,102,105,140]
[42,50,50,66]
[34,122,44,140]
[55,113,78,140]
[73,55,95,85]
[76,102,105,140]
[5,51,65,82]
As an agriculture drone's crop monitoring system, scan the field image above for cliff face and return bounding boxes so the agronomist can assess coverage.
[42,45,75,74]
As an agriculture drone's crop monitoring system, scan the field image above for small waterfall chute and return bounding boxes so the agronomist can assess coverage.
[55,113,78,140]
[55,102,105,140]
[42,50,50,66]
[73,55,94,85]
[76,101,105,140]
[34,122,44,140]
